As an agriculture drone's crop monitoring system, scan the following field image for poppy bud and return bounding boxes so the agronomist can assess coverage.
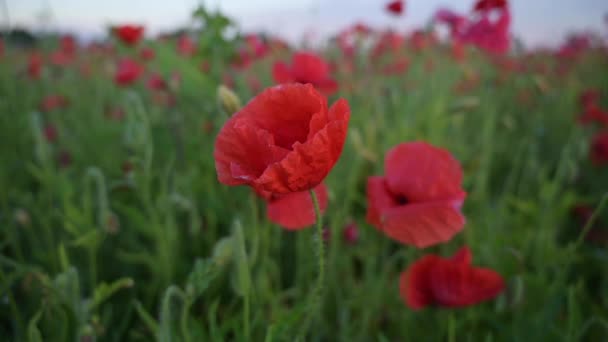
[217,85,242,116]
[212,236,234,266]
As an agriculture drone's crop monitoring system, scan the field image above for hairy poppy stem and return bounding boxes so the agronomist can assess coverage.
[305,189,325,332]
[575,192,608,247]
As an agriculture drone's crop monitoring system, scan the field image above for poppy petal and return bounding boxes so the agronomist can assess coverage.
[429,260,505,307]
[266,183,328,230]
[400,255,440,310]
[385,142,465,202]
[382,200,465,248]
[214,118,289,185]
[366,176,395,228]
[272,62,293,84]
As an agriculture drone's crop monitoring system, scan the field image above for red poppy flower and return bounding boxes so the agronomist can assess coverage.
[60,35,77,54]
[400,247,504,310]
[266,183,328,230]
[459,8,511,55]
[578,104,608,127]
[214,83,350,195]
[343,222,359,244]
[386,0,404,15]
[114,25,144,46]
[114,58,143,86]
[146,72,167,91]
[579,89,600,108]
[28,53,43,79]
[381,56,409,75]
[177,35,196,57]
[435,8,468,37]
[272,52,338,96]
[590,131,608,166]
[43,124,58,143]
[366,142,466,248]
[40,95,69,112]
[474,0,508,12]
[139,47,155,61]
[50,50,75,66]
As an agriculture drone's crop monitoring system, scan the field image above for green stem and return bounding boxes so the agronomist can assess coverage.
[302,189,325,334]
[448,312,456,342]
[575,192,608,248]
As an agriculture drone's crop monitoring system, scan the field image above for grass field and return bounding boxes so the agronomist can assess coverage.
[1,3,608,341]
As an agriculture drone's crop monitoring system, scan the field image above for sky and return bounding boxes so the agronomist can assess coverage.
[5,0,608,47]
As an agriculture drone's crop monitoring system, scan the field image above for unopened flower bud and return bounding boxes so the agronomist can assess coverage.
[217,85,242,116]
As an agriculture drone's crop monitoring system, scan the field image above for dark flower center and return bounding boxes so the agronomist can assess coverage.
[395,194,409,206]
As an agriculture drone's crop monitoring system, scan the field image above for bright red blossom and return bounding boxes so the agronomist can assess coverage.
[272,52,338,96]
[214,83,350,195]
[474,0,508,12]
[366,142,466,248]
[400,247,504,310]
[266,183,328,230]
[386,0,404,15]
[114,25,144,46]
[114,59,143,86]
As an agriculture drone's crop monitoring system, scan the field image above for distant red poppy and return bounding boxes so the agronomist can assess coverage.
[579,89,600,108]
[370,31,405,60]
[114,25,144,46]
[28,53,43,79]
[460,7,511,55]
[177,35,196,57]
[590,131,608,166]
[386,0,404,15]
[139,47,155,61]
[146,72,167,91]
[343,222,359,244]
[366,142,467,248]
[114,58,143,86]
[474,0,508,12]
[50,50,74,66]
[272,52,338,96]
[400,247,504,309]
[381,56,409,75]
[266,183,328,230]
[60,35,77,54]
[43,124,58,143]
[578,104,608,127]
[40,95,69,112]
[435,8,468,37]
[214,83,350,194]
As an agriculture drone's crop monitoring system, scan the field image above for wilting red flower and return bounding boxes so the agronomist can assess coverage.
[474,0,508,12]
[386,0,404,15]
[265,183,328,230]
[273,52,338,96]
[114,58,143,86]
[343,222,359,244]
[40,95,69,112]
[214,83,350,194]
[590,131,608,166]
[400,247,504,310]
[114,25,144,46]
[146,72,167,91]
[28,53,43,79]
[366,142,466,248]
[139,47,155,61]
[177,35,196,57]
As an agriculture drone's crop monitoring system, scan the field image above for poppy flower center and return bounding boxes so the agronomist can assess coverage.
[395,194,409,206]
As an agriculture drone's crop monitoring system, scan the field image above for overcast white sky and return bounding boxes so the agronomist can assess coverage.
[6,0,608,47]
